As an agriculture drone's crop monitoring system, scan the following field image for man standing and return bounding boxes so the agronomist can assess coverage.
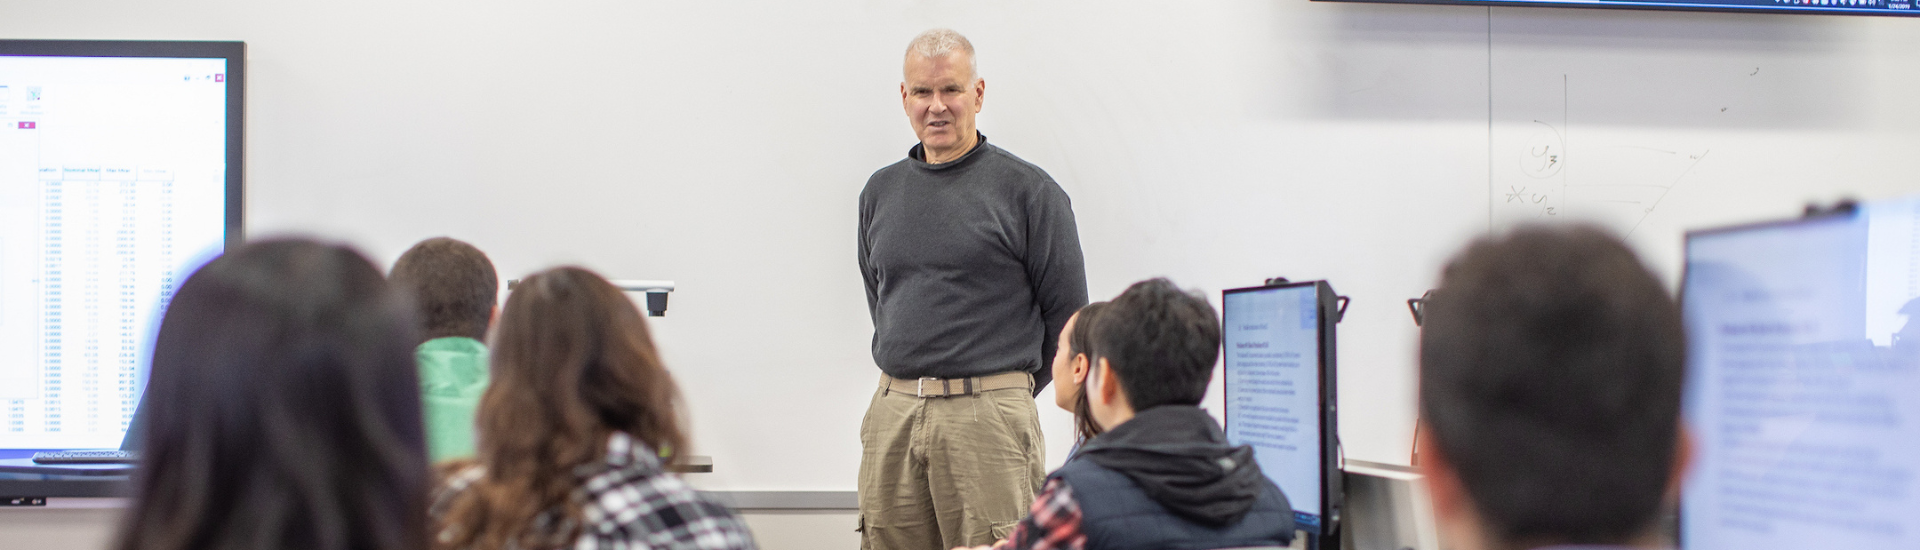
[857,28,1088,550]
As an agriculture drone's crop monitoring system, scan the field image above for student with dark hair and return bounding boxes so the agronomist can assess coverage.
[1049,302,1108,447]
[114,239,430,550]
[388,237,498,462]
[978,278,1294,550]
[1418,225,1689,550]
[432,266,755,550]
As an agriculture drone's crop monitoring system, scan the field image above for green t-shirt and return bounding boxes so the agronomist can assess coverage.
[416,336,489,463]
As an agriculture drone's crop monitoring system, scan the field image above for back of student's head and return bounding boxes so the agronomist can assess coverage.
[438,266,687,550]
[116,238,429,550]
[389,237,497,343]
[1419,225,1684,545]
[1091,278,1221,409]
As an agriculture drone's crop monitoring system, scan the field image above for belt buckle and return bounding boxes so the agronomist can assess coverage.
[917,377,937,397]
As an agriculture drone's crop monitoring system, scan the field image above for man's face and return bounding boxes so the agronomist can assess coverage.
[901,52,983,157]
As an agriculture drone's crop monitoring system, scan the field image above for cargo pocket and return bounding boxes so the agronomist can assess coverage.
[990,520,1018,542]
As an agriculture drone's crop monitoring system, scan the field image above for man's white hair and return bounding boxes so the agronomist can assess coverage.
[906,28,978,80]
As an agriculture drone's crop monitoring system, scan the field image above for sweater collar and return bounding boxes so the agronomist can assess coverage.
[907,132,989,171]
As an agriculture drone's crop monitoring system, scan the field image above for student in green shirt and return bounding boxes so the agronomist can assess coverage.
[388,237,498,463]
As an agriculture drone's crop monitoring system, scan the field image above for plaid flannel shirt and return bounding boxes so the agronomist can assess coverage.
[436,432,757,550]
[992,478,1085,550]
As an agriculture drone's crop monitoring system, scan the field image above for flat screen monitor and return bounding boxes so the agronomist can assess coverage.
[0,40,244,458]
[1223,280,1343,537]
[1313,0,1920,17]
[1680,197,1920,549]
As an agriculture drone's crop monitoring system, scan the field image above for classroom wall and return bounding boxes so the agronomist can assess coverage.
[6,0,1919,510]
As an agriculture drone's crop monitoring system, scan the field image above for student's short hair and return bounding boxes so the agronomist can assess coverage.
[1090,278,1221,410]
[389,237,497,342]
[1419,225,1685,545]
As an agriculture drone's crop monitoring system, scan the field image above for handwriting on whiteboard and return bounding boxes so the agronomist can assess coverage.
[1521,121,1564,179]
[1504,185,1558,218]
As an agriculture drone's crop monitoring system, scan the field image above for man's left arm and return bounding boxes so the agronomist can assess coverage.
[1024,179,1088,396]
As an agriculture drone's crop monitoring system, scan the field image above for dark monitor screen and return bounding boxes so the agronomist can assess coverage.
[0,40,244,458]
[1223,281,1342,535]
[1680,196,1920,548]
[1314,0,1920,17]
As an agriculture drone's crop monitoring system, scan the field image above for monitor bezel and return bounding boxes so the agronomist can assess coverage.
[0,39,245,497]
[1674,209,1862,546]
[1311,0,1920,18]
[1221,280,1344,538]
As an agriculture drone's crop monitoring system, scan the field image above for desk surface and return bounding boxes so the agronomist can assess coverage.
[0,458,133,477]
[673,455,713,474]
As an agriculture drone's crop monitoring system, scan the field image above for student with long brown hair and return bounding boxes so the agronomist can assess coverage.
[114,239,430,550]
[1049,302,1108,447]
[431,266,755,550]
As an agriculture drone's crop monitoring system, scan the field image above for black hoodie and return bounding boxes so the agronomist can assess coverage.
[1073,405,1276,527]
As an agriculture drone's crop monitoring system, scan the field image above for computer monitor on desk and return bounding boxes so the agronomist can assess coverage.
[1681,196,1920,549]
[1223,281,1344,544]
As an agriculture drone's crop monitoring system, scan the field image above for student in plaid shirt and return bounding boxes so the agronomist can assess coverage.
[971,279,1296,550]
[436,431,753,550]
[990,478,1087,550]
[431,267,755,550]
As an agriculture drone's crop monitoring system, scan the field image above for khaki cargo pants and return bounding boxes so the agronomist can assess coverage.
[857,372,1046,550]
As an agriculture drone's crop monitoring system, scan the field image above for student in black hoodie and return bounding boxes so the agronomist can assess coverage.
[968,278,1295,550]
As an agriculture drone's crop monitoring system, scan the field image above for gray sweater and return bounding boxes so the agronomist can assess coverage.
[859,134,1088,391]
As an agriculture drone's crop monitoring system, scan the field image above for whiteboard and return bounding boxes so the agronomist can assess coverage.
[6,0,1919,492]
[1487,8,1920,283]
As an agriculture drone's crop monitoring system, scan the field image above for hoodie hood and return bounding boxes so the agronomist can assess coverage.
[1075,405,1268,527]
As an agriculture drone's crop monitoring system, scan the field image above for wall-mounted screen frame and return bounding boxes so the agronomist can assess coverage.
[1313,0,1920,18]
[0,39,245,498]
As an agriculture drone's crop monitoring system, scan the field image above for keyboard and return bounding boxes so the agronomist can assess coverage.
[30,450,139,464]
